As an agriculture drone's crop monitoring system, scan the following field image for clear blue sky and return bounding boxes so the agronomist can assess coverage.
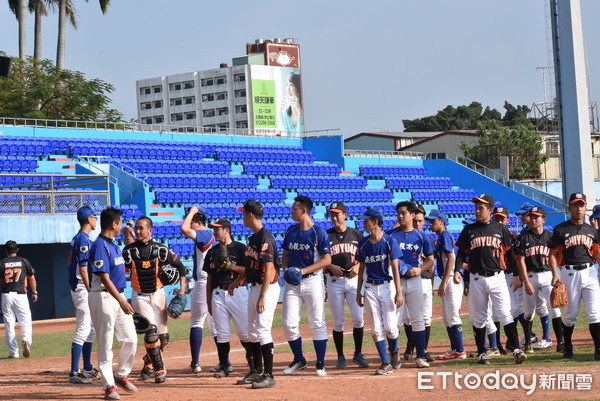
[1,0,599,136]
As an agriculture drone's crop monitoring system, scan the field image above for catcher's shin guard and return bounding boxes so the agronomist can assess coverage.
[145,325,166,382]
[159,333,169,351]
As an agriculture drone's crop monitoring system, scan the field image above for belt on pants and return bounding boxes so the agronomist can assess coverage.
[102,288,125,293]
[471,271,502,277]
[2,291,25,294]
[215,284,235,290]
[564,263,593,271]
[302,272,316,279]
[366,279,390,285]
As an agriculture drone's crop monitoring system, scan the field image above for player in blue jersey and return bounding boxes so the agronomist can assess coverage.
[387,201,434,368]
[67,206,99,384]
[281,196,331,377]
[356,206,403,375]
[180,206,220,373]
[426,210,467,360]
[88,206,138,401]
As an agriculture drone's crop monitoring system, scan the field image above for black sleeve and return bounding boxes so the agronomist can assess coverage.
[203,247,215,274]
[235,242,248,266]
[166,249,186,277]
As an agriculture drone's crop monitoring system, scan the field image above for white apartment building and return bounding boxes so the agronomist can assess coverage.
[136,38,301,134]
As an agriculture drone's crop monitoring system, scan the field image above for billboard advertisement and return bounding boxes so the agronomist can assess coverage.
[250,65,303,136]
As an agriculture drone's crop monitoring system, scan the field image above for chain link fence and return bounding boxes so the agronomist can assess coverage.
[0,174,110,215]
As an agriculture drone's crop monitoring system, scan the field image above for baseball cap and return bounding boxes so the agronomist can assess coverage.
[77,205,95,220]
[425,209,446,220]
[528,206,546,217]
[515,202,534,215]
[472,193,495,207]
[236,199,264,217]
[569,192,587,204]
[493,206,509,218]
[358,206,384,220]
[591,204,600,219]
[208,218,232,230]
[414,203,426,214]
[327,201,347,214]
[5,240,18,253]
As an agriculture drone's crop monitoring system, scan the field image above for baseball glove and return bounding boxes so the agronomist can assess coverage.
[167,294,188,319]
[551,282,568,308]
[132,312,152,334]
[213,243,232,273]
[283,267,302,286]
[159,266,180,286]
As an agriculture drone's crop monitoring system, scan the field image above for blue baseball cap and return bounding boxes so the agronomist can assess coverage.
[516,202,534,215]
[591,204,600,219]
[425,209,446,220]
[358,206,384,220]
[77,205,95,220]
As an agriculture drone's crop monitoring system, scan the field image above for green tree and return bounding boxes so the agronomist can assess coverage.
[0,54,123,122]
[458,120,549,180]
[402,101,532,132]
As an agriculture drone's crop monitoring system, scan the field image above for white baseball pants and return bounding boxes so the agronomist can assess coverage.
[247,283,280,345]
[71,286,95,345]
[326,275,363,332]
[131,288,168,334]
[1,292,32,357]
[282,273,328,341]
[364,281,399,342]
[212,286,250,343]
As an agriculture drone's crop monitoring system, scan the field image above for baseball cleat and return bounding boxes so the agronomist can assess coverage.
[22,341,30,358]
[8,354,18,359]
[486,347,500,357]
[154,370,166,384]
[514,349,527,364]
[533,339,552,349]
[562,345,574,359]
[283,359,307,375]
[415,358,430,368]
[352,352,369,367]
[477,353,490,365]
[497,346,507,356]
[390,350,401,369]
[210,363,233,373]
[114,376,137,393]
[82,367,100,380]
[556,342,564,353]
[140,365,154,381]
[336,355,347,369]
[437,350,456,360]
[315,362,326,377]
[69,371,92,384]
[104,385,120,400]
[213,366,230,378]
[252,374,275,389]
[424,351,435,363]
[455,350,467,359]
[524,344,534,354]
[190,363,202,374]
[375,363,393,375]
[236,371,262,385]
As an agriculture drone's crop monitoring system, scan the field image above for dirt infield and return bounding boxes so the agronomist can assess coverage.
[1,306,599,401]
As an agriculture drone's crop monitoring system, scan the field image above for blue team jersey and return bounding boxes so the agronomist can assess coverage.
[435,230,456,277]
[68,231,92,291]
[89,235,127,291]
[283,223,331,270]
[356,234,401,281]
[192,230,215,280]
[387,227,434,274]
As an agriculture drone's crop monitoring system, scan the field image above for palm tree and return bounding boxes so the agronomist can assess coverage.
[8,0,28,59]
[31,0,48,61]
[56,0,110,69]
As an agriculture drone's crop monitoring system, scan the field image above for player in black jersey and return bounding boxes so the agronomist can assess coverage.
[325,202,368,368]
[454,194,526,365]
[237,199,281,389]
[548,193,600,360]
[514,206,564,353]
[1,241,37,359]
[203,218,252,378]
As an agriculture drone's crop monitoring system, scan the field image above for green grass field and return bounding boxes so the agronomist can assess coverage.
[1,296,597,369]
